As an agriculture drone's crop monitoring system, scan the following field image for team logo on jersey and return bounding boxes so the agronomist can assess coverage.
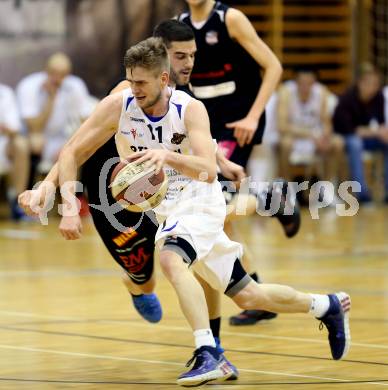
[130,128,137,139]
[112,228,138,247]
[205,30,218,45]
[171,133,186,145]
[119,247,151,273]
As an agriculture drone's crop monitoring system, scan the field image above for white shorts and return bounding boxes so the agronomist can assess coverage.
[155,180,243,292]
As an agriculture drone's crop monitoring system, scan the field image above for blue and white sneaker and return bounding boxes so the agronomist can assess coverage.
[131,293,162,323]
[215,337,239,380]
[318,292,351,360]
[177,346,232,387]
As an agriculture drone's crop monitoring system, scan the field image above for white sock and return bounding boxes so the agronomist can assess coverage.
[193,329,216,349]
[309,294,330,318]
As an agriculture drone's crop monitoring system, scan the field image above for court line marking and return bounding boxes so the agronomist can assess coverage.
[0,229,43,240]
[103,321,388,351]
[1,323,387,368]
[1,309,387,351]
[0,343,386,386]
[0,378,387,386]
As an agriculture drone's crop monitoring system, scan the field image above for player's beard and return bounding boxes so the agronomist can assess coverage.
[143,90,162,109]
[169,68,179,87]
[171,68,191,88]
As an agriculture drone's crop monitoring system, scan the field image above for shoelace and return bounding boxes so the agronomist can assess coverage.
[185,349,202,368]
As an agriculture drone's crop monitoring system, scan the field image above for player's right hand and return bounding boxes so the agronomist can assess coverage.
[18,182,56,217]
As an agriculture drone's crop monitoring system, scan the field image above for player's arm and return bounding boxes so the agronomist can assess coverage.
[18,85,127,216]
[225,8,282,146]
[57,94,121,229]
[216,149,245,182]
[133,99,217,183]
[173,98,217,182]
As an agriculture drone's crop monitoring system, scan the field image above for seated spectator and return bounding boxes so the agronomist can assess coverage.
[0,82,30,221]
[278,69,343,186]
[247,93,279,183]
[16,53,94,185]
[333,63,388,204]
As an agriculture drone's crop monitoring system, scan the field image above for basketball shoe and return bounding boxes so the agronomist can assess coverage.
[214,337,239,380]
[317,292,351,360]
[266,178,301,238]
[177,346,232,387]
[131,293,162,323]
[229,309,277,326]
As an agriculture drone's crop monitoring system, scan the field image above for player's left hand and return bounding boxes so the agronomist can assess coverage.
[219,158,246,182]
[226,116,258,147]
[131,149,169,174]
[59,215,83,240]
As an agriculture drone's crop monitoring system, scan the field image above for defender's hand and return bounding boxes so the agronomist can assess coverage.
[59,215,82,240]
[226,116,259,147]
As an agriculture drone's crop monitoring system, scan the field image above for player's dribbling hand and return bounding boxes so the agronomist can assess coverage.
[59,215,82,240]
[18,182,56,217]
[226,116,258,147]
[131,149,169,174]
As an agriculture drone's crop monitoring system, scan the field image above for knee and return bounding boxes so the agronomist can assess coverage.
[232,283,265,310]
[159,251,185,282]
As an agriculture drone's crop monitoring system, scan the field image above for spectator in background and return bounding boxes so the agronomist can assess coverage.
[16,53,95,186]
[333,63,388,204]
[0,82,30,221]
[278,69,343,186]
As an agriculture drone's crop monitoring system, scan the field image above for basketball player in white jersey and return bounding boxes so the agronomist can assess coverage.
[36,38,350,386]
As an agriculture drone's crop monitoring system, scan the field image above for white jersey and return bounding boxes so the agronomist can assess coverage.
[284,80,326,132]
[116,88,220,217]
[116,87,242,292]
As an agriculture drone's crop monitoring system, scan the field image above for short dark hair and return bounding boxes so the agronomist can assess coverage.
[124,37,169,75]
[153,19,195,48]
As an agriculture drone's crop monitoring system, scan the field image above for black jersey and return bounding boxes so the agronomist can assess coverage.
[179,1,265,144]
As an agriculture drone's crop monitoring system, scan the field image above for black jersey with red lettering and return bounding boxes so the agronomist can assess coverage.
[179,1,265,145]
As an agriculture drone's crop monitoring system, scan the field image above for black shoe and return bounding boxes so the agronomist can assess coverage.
[229,310,277,326]
[266,179,301,238]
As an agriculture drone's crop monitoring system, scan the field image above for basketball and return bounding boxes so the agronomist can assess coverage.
[109,157,168,212]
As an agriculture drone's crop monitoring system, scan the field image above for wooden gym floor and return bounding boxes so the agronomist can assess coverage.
[0,206,387,389]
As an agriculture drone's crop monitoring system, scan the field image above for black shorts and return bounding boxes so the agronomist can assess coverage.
[82,137,158,285]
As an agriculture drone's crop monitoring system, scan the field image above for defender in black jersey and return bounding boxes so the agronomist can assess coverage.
[179,0,280,165]
[180,1,301,325]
